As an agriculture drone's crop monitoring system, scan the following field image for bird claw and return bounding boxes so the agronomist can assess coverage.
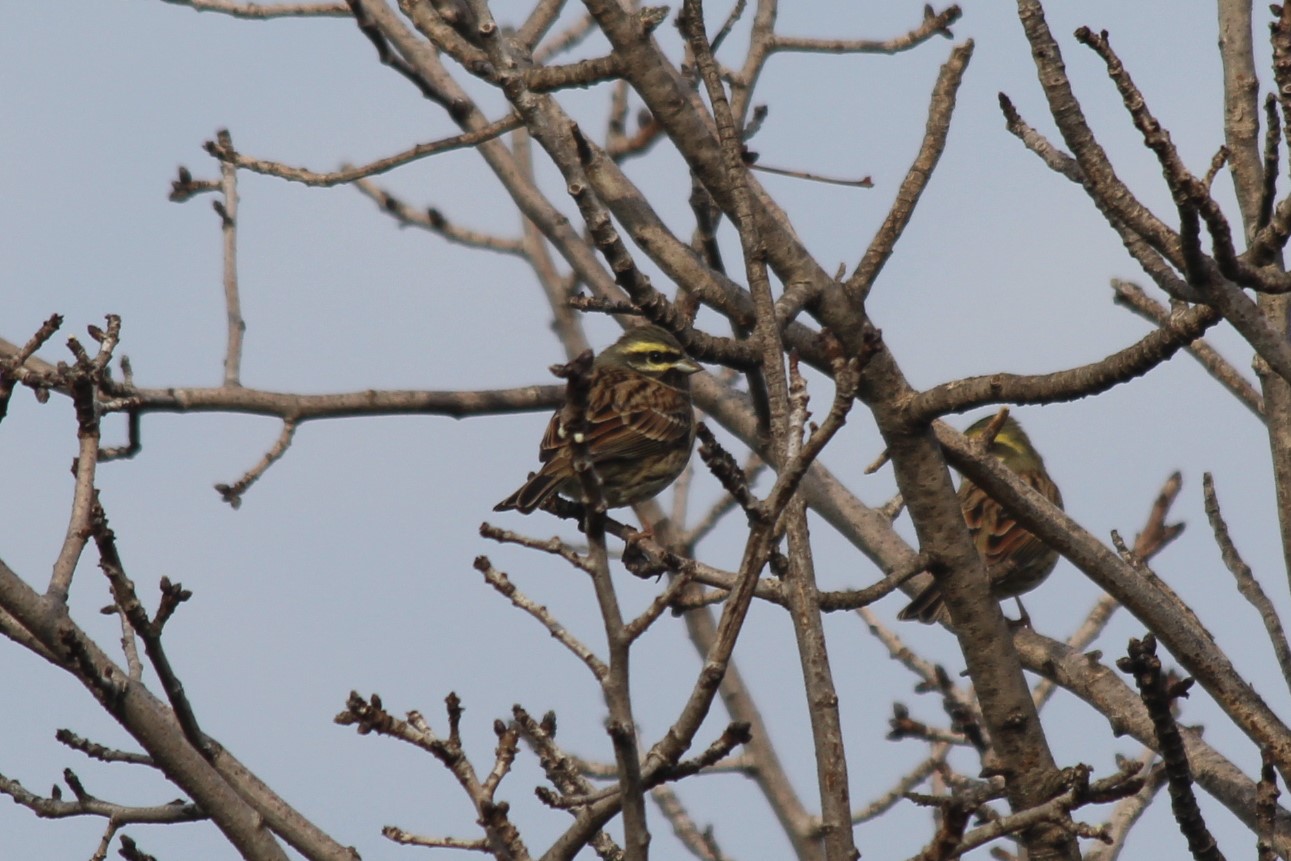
[623,525,666,579]
[1006,598,1034,630]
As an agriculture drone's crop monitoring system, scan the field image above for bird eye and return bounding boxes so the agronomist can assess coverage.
[648,351,666,364]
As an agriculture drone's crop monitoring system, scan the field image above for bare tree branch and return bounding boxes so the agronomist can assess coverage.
[1203,473,1291,694]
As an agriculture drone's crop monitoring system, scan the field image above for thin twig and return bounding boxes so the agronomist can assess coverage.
[55,729,153,766]
[651,785,731,861]
[353,179,529,256]
[1203,473,1291,693]
[213,130,244,387]
[92,503,209,756]
[1085,752,1166,861]
[768,6,960,56]
[749,162,873,188]
[47,317,121,600]
[0,770,204,825]
[852,745,950,823]
[1258,749,1280,861]
[1117,635,1226,861]
[1111,279,1263,418]
[624,564,700,642]
[532,12,595,63]
[206,114,522,187]
[847,40,974,299]
[479,523,595,574]
[159,0,347,17]
[473,556,608,680]
[215,419,298,509]
[382,829,490,851]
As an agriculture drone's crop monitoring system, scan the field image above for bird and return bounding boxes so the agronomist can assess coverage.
[898,415,1063,624]
[494,325,701,514]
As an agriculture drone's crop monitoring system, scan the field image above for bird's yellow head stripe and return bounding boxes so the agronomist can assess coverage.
[965,415,1043,469]
[622,340,686,368]
[989,428,1029,457]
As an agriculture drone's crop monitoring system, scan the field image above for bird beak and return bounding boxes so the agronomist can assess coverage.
[676,357,702,375]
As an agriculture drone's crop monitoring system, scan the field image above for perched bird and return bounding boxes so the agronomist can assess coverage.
[494,325,701,514]
[898,415,1063,624]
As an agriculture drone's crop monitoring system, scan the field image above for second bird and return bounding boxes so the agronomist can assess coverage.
[898,415,1063,624]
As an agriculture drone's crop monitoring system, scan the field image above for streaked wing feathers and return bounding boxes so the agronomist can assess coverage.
[959,470,1062,575]
[538,368,691,465]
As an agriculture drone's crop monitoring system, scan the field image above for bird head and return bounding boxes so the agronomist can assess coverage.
[596,325,702,380]
[965,414,1045,473]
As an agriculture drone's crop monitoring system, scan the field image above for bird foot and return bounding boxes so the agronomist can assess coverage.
[623,525,665,579]
[1006,598,1033,630]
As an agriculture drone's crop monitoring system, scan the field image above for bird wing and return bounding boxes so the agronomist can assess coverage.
[538,367,691,465]
[959,470,1062,573]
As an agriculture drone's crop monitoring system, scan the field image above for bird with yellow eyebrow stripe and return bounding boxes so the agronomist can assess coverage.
[494,325,701,514]
[898,415,1064,624]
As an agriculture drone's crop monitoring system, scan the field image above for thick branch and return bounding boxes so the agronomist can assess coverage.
[910,302,1220,421]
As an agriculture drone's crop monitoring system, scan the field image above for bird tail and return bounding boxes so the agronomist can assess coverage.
[897,582,946,624]
[493,473,563,514]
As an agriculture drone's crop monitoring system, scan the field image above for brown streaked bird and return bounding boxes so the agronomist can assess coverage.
[494,325,701,514]
[898,415,1063,624]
